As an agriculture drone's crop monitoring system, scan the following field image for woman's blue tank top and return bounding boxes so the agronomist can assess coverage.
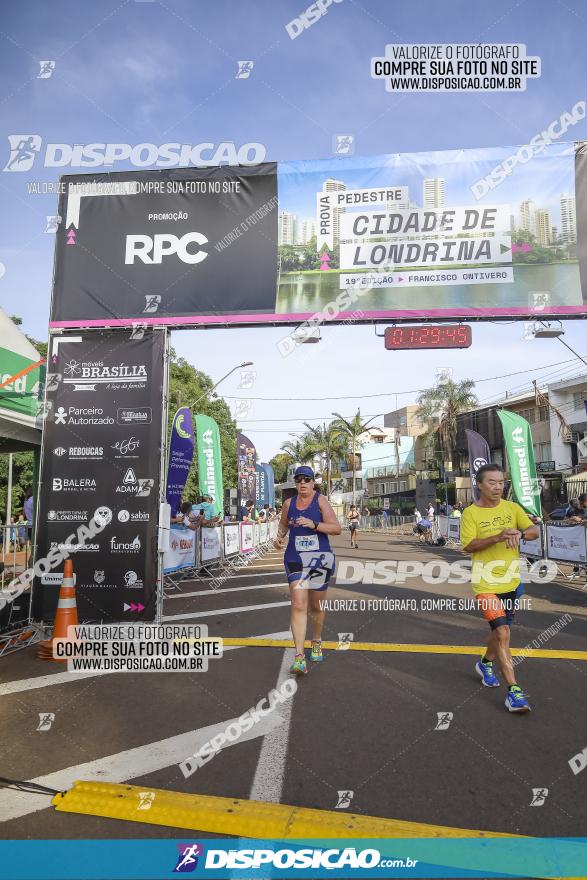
[284,491,332,563]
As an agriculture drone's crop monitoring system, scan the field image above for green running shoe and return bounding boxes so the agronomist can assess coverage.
[310,640,323,662]
[290,653,307,675]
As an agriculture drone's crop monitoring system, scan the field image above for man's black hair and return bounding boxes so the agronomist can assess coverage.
[476,463,504,483]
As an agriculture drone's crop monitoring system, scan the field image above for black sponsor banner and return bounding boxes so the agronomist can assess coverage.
[33,330,165,623]
[50,166,278,325]
[236,432,257,515]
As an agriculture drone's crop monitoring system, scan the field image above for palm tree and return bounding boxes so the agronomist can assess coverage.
[416,379,477,474]
[280,436,316,467]
[302,422,348,498]
[331,410,383,505]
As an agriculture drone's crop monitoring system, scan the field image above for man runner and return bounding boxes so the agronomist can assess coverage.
[277,466,341,675]
[460,463,539,713]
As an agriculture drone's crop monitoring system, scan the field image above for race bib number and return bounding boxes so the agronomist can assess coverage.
[295,534,319,552]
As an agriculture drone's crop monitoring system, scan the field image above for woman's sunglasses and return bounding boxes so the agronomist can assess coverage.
[294,476,312,483]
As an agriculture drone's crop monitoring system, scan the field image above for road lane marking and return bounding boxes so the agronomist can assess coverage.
[0,713,285,824]
[218,638,587,661]
[0,632,291,697]
[165,582,287,600]
[162,601,291,622]
[249,647,295,804]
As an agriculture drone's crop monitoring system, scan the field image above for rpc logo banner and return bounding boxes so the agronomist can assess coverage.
[50,166,278,325]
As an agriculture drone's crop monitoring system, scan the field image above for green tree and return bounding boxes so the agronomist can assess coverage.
[167,355,238,505]
[301,422,348,498]
[416,378,477,474]
[9,315,48,358]
[269,452,293,484]
[331,410,382,504]
[0,451,34,522]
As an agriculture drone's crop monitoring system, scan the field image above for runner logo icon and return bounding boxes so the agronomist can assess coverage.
[173,844,203,873]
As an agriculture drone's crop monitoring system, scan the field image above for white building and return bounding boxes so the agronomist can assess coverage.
[297,217,316,245]
[560,193,577,244]
[535,209,551,246]
[422,178,445,209]
[519,199,536,236]
[547,374,587,471]
[278,212,297,246]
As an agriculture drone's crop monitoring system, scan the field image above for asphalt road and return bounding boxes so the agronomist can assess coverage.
[1,530,586,844]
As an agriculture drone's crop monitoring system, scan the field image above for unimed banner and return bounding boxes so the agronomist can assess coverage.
[497,409,541,517]
[195,414,223,513]
[33,330,165,623]
[49,145,586,329]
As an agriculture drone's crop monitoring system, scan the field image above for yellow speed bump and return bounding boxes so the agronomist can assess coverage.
[220,637,587,661]
[53,781,518,839]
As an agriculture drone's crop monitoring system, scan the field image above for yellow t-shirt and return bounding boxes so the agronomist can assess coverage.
[460,500,533,595]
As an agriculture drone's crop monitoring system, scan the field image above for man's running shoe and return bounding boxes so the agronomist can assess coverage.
[505,685,531,713]
[475,659,500,687]
[310,640,323,662]
[290,653,307,675]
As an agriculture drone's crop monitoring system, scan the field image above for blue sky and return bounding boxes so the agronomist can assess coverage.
[1,0,586,460]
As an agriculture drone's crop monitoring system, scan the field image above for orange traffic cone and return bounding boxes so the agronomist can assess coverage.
[37,559,78,661]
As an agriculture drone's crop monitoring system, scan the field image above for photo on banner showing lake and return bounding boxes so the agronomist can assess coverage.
[275,143,584,319]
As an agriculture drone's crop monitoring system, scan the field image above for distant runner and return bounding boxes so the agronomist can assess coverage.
[347,504,360,549]
[277,466,342,675]
[461,463,539,713]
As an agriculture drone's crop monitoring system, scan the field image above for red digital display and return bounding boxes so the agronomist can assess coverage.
[384,325,472,350]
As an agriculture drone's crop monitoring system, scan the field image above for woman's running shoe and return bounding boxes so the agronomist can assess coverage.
[475,659,500,687]
[290,653,307,675]
[310,640,323,662]
[505,685,531,713]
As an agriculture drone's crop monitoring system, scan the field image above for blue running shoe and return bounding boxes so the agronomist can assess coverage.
[475,659,500,687]
[505,685,531,713]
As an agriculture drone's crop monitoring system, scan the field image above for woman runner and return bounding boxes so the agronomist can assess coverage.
[347,505,360,549]
[277,466,342,675]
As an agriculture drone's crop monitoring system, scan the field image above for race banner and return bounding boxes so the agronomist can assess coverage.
[223,523,240,556]
[520,523,545,559]
[201,526,223,562]
[255,463,270,509]
[545,522,587,563]
[237,432,257,511]
[195,414,223,514]
[465,428,491,501]
[497,409,541,517]
[240,522,254,552]
[166,407,194,515]
[33,330,165,623]
[48,143,587,329]
[262,462,275,508]
[163,525,196,573]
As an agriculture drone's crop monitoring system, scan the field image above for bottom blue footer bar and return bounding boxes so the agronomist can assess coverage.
[0,838,586,880]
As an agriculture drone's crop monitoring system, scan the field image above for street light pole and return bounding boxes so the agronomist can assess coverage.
[186,361,254,410]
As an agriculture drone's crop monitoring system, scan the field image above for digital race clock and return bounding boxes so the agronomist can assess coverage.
[384,325,472,350]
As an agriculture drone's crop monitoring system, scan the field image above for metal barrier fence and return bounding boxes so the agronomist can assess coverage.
[162,520,280,598]
[0,522,32,588]
[339,515,416,535]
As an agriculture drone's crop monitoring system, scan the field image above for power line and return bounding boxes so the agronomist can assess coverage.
[222,354,586,402]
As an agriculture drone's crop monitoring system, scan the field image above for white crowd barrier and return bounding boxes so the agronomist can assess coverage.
[163,519,278,577]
